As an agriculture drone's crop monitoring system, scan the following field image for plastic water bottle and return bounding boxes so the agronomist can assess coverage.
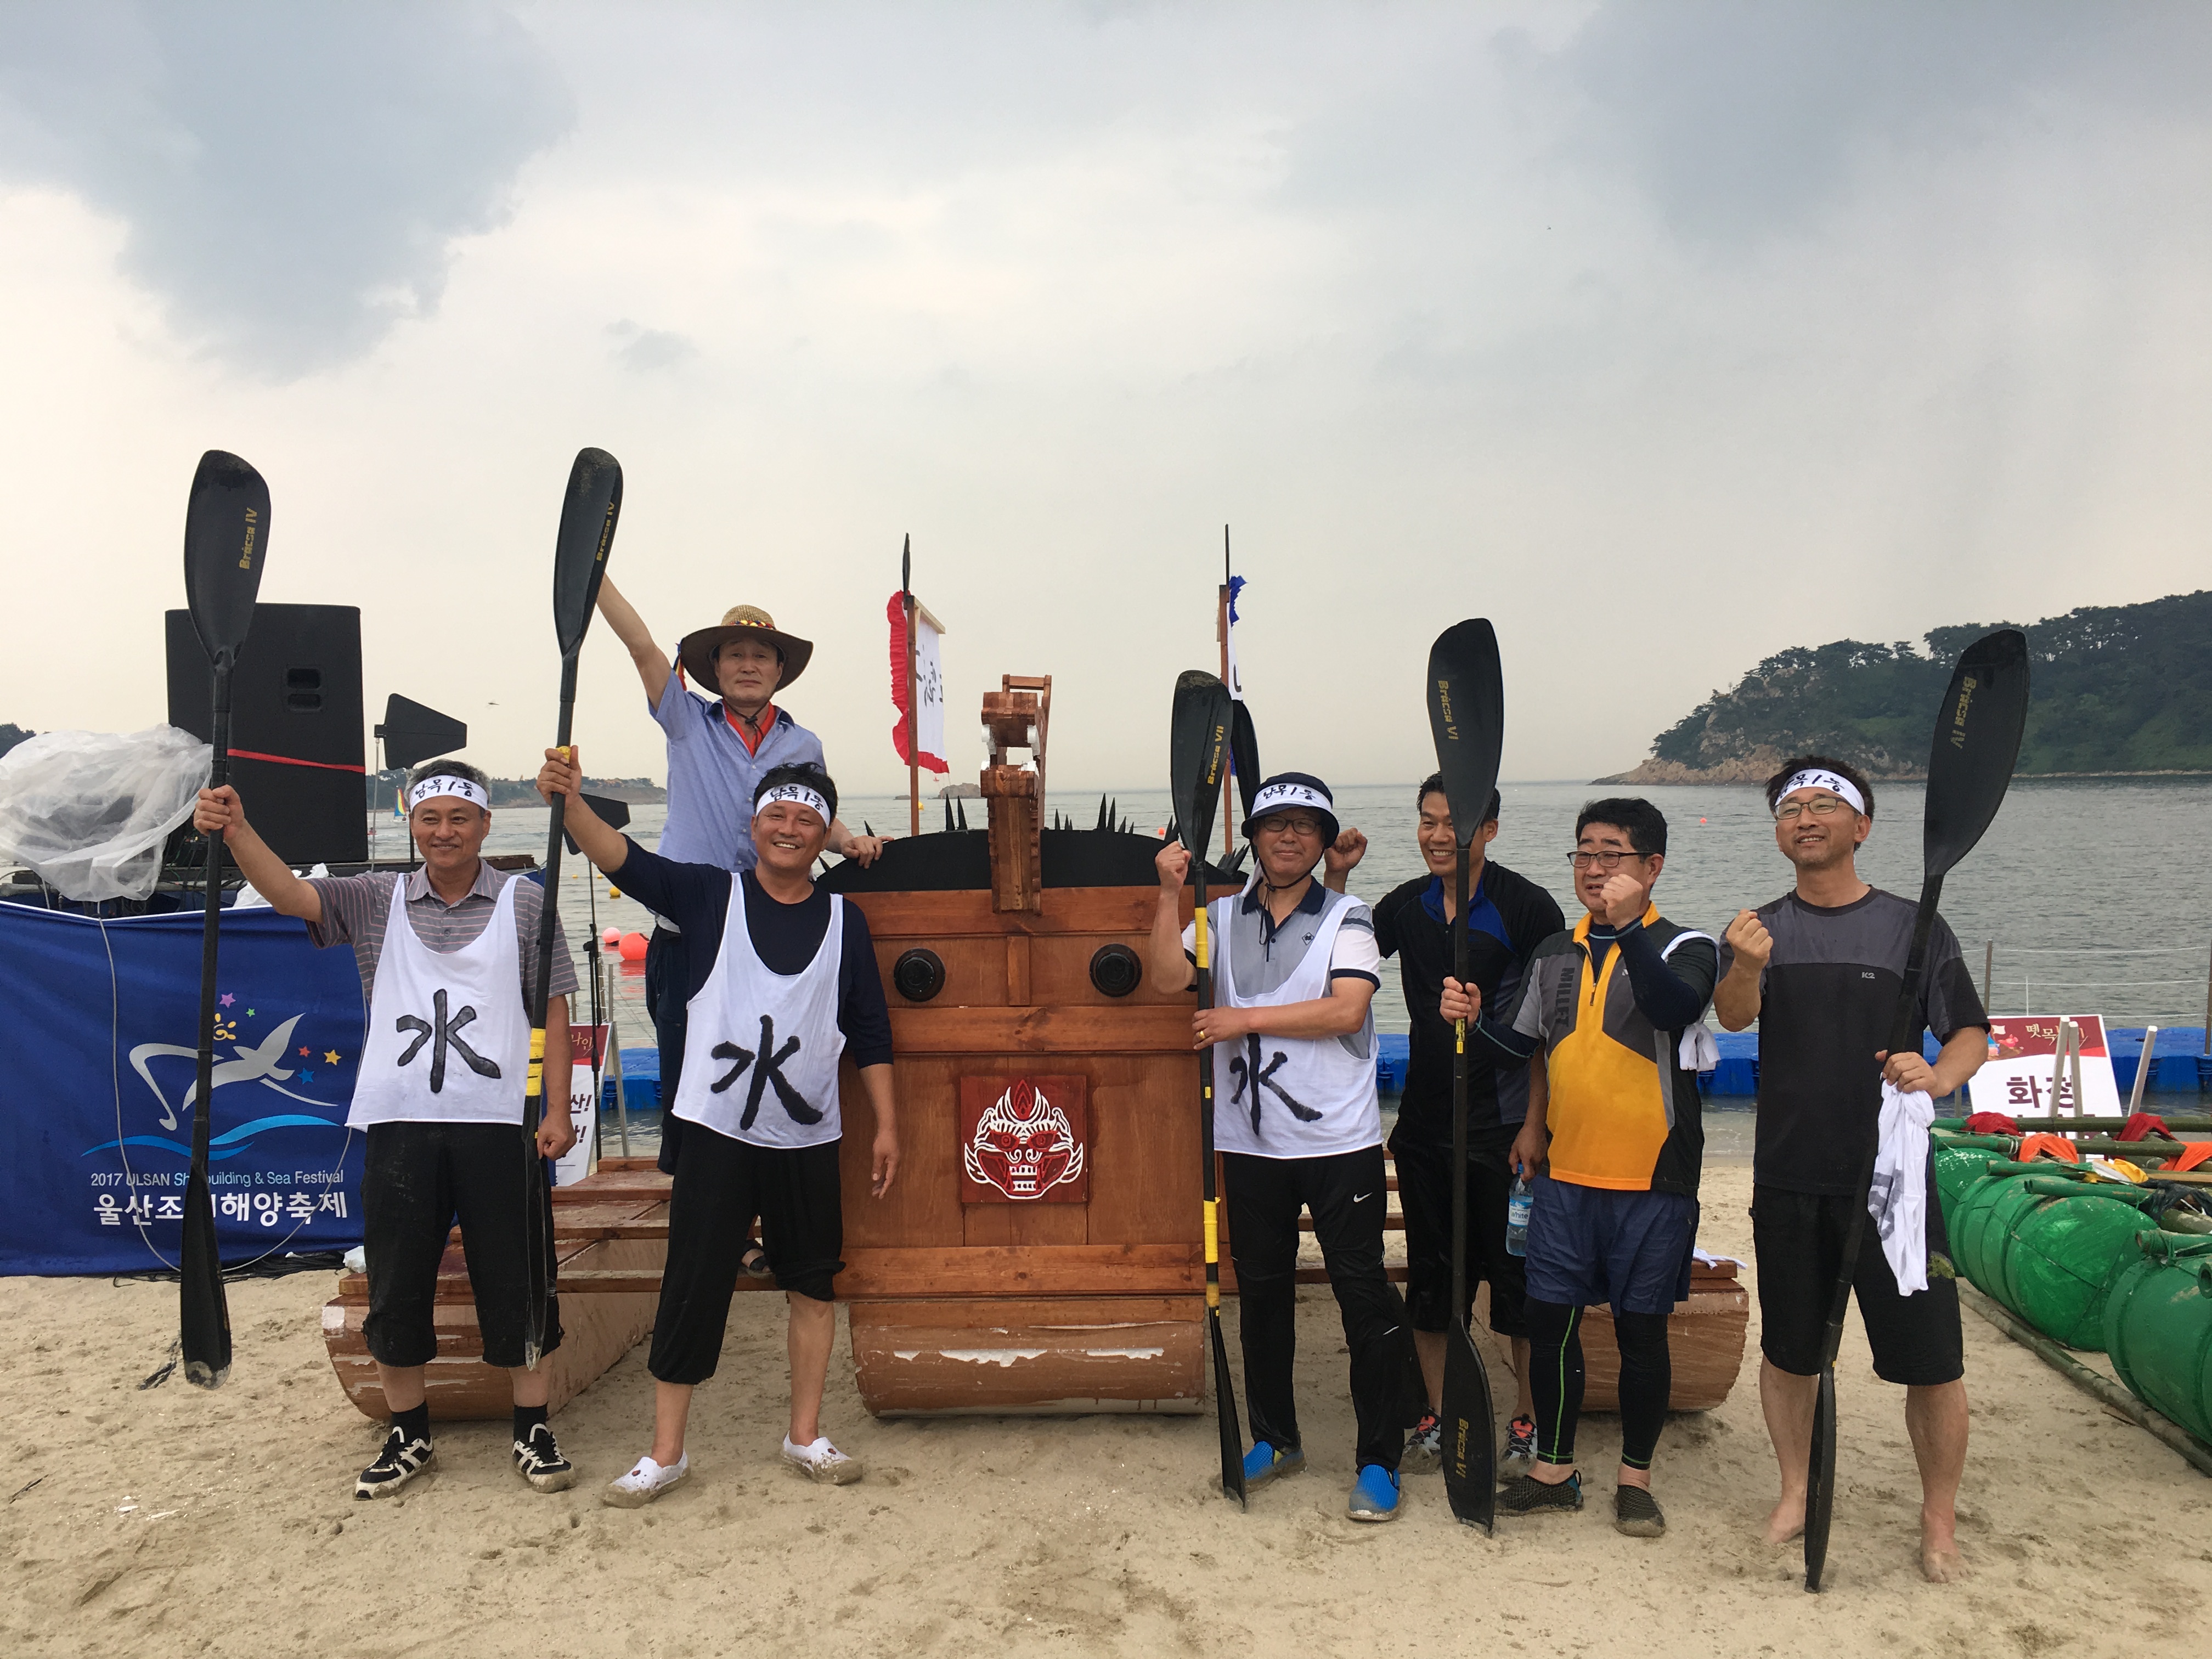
[1505,1177,1531,1258]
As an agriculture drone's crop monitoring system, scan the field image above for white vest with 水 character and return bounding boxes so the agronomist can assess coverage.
[672,881,847,1148]
[1207,884,1380,1159]
[347,874,532,1128]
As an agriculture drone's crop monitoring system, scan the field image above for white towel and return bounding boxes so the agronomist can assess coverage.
[1678,1022,1719,1073]
[1870,1080,1934,1294]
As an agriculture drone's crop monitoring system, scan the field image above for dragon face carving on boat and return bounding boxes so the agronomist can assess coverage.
[963,1078,1085,1201]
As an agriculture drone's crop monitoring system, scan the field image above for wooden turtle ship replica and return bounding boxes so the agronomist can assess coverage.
[324,672,1748,1419]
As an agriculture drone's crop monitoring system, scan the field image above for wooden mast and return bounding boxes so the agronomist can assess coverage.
[1218,526,1233,860]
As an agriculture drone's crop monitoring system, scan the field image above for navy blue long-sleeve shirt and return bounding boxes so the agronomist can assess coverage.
[610,838,894,1068]
[1474,915,1708,1063]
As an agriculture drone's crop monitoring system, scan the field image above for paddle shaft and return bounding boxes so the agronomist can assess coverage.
[178,664,237,1385]
[1195,864,1248,1505]
[1450,847,1470,1321]
[518,654,580,1367]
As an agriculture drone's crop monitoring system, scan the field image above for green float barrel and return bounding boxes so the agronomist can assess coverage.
[2102,1234,2212,1445]
[1934,1138,2012,1215]
[1996,1181,2163,1352]
[1949,1172,2046,1303]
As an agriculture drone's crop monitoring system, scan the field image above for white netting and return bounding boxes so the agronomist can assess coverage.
[0,726,212,901]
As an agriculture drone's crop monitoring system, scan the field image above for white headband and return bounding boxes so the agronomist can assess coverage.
[1778,770,1865,816]
[756,783,830,824]
[1249,781,1332,821]
[408,776,489,811]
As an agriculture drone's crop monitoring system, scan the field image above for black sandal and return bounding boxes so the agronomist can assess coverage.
[740,1235,771,1279]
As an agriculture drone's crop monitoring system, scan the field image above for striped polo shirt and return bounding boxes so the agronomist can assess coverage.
[304,862,578,1009]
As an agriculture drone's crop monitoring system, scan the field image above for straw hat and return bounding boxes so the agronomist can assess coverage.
[676,605,814,696]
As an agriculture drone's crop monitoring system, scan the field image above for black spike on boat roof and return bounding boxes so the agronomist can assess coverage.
[957,798,969,831]
[1095,794,1108,832]
[944,797,953,833]
[1163,818,1176,842]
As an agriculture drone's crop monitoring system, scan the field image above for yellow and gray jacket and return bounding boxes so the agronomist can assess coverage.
[1480,905,1718,1198]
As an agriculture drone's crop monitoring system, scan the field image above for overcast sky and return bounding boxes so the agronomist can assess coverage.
[4,2,2209,795]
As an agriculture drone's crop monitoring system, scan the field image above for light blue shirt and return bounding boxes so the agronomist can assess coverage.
[652,671,827,873]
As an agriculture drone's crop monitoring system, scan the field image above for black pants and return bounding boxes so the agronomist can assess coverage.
[1523,1299,1671,1471]
[362,1121,562,1370]
[1224,1145,1409,1474]
[1390,1124,1530,1338]
[648,1123,845,1386]
[645,926,689,1176]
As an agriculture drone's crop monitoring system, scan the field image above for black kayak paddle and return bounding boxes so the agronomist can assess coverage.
[1802,627,2028,1591]
[1171,669,1246,1508]
[1425,619,1505,1532]
[521,447,623,1368]
[179,450,271,1389]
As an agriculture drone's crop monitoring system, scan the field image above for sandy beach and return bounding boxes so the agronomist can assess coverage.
[3,1160,2208,1659]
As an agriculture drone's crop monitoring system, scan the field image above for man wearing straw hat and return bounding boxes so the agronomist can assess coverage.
[594,583,884,1178]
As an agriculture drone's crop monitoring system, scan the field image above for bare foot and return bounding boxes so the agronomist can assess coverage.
[1763,1498,1805,1547]
[1920,1523,1967,1583]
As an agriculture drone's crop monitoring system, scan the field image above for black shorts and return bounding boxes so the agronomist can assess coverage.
[648,1122,845,1386]
[1389,1124,1528,1338]
[362,1120,562,1370]
[1752,1184,1963,1387]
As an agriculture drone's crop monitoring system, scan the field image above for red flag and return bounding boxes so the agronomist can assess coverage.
[888,592,947,772]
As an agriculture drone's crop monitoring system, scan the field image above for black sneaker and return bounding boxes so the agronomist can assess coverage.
[356,1427,435,1500]
[514,1422,577,1493]
[1614,1484,1666,1537]
[1496,1471,1583,1516]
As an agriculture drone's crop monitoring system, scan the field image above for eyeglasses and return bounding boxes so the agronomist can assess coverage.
[1774,795,1852,822]
[1566,850,1644,871]
[1256,816,1324,837]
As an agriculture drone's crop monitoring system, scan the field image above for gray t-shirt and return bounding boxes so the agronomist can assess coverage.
[306,862,577,1012]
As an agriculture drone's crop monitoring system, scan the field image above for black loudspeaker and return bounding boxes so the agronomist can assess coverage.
[166,604,366,866]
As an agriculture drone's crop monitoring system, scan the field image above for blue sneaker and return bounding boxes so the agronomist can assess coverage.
[1243,1441,1306,1488]
[1347,1463,1401,1522]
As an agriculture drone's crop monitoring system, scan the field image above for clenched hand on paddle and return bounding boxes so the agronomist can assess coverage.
[178,450,270,1390]
[1801,629,2028,1592]
[1425,619,1505,1533]
[519,448,623,1370]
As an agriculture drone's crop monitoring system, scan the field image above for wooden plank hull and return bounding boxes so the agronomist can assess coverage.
[850,1297,1205,1415]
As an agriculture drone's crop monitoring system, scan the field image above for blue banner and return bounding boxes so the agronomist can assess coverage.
[0,900,366,1274]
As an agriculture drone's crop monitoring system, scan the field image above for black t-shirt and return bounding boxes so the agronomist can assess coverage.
[611,839,894,1068]
[1372,860,1564,1141]
[1723,887,1987,1195]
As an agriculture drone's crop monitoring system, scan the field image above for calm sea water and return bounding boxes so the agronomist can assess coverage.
[448,775,2212,1048]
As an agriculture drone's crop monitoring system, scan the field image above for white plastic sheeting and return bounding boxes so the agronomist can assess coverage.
[0,726,212,901]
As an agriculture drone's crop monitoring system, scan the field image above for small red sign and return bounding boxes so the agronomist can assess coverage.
[569,1024,610,1068]
[960,1076,1088,1204]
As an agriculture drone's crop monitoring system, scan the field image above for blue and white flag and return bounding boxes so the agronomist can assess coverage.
[1226,574,1248,703]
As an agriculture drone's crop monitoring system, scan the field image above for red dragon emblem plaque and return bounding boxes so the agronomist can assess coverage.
[958,1076,1088,1204]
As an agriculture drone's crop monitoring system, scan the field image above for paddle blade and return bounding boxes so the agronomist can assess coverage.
[1170,671,1233,857]
[1441,1318,1497,1531]
[552,447,623,658]
[1426,621,1505,849]
[183,451,269,670]
[178,1165,232,1388]
[380,693,467,770]
[1921,629,2029,883]
[1804,1364,1838,1590]
[1209,1307,1248,1509]
[1229,699,1261,827]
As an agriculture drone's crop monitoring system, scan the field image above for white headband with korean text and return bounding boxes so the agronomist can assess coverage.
[757,783,831,823]
[1777,769,1865,815]
[407,776,489,811]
